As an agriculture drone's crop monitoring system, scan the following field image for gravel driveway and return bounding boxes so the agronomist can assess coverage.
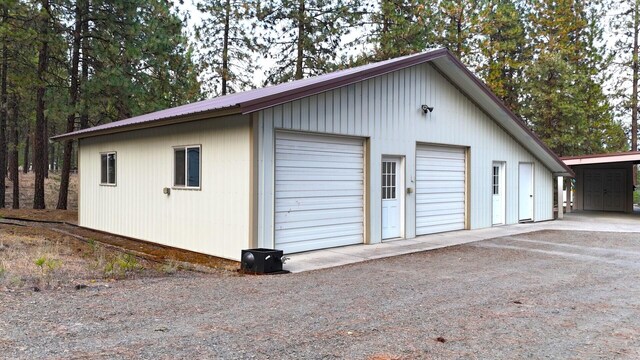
[2,230,640,359]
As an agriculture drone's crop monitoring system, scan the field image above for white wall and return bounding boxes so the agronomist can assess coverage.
[79,115,251,261]
[257,62,554,248]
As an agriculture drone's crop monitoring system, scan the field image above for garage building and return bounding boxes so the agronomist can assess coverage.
[562,152,640,213]
[54,49,573,261]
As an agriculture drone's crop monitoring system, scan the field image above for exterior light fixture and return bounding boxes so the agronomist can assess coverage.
[421,105,434,114]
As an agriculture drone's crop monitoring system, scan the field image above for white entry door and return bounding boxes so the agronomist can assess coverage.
[518,163,534,221]
[492,162,505,225]
[382,158,402,239]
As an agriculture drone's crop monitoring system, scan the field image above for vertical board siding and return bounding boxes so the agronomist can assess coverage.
[258,62,554,247]
[80,115,251,261]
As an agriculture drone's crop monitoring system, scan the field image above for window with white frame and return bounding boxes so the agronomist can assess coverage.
[100,152,117,185]
[174,145,200,188]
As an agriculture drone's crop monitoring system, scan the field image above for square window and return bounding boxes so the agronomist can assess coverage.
[174,145,201,189]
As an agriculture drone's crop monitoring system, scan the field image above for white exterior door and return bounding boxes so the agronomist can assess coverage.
[492,162,505,225]
[382,158,402,239]
[518,163,534,221]
[415,145,466,235]
[274,131,364,253]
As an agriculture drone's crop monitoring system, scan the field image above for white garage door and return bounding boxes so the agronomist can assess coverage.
[416,144,466,235]
[275,131,364,253]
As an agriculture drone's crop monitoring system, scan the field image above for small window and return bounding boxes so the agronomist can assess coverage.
[382,161,396,200]
[492,166,499,195]
[174,145,200,188]
[100,152,117,185]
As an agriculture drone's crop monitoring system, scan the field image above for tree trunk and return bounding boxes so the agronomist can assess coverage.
[57,1,81,210]
[9,95,18,209]
[23,129,29,173]
[79,0,89,129]
[221,0,230,95]
[0,4,8,208]
[294,0,305,80]
[633,0,639,185]
[49,125,55,171]
[34,0,50,209]
[44,123,49,179]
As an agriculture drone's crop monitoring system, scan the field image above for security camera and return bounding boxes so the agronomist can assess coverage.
[421,105,434,114]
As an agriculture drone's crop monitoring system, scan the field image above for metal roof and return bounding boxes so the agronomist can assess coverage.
[561,151,640,166]
[52,48,573,176]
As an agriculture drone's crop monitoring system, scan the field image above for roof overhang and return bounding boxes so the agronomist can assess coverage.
[561,152,640,166]
[429,56,574,177]
[51,49,572,177]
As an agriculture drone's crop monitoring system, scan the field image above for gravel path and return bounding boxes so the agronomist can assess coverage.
[2,230,640,359]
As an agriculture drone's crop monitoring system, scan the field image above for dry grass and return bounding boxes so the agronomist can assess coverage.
[3,172,78,210]
[0,225,166,291]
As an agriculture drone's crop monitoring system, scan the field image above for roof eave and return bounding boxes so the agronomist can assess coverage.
[51,106,242,142]
[432,54,574,178]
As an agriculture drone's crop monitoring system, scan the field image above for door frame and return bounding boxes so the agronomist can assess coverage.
[491,161,506,226]
[518,162,535,222]
[381,155,405,240]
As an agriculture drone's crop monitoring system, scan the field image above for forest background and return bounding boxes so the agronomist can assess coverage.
[0,0,638,209]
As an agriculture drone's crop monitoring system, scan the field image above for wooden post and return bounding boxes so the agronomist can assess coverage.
[557,176,564,219]
[565,178,572,213]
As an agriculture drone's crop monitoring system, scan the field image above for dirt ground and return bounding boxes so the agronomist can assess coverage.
[0,224,182,291]
[2,172,78,210]
[1,230,639,359]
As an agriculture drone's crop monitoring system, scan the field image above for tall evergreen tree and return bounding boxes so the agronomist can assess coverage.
[611,0,640,151]
[258,0,362,84]
[364,0,432,61]
[57,0,82,210]
[523,0,627,156]
[33,0,51,209]
[85,0,201,124]
[196,0,259,95]
[476,0,528,114]
[432,0,479,63]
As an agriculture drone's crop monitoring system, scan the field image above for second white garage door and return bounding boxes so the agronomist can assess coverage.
[274,131,364,253]
[416,144,466,235]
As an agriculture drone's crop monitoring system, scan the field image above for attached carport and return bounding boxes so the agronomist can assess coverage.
[561,152,640,213]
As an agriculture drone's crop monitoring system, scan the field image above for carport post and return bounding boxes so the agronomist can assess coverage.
[565,177,572,213]
[557,176,564,219]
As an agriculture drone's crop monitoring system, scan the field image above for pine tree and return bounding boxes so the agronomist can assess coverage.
[258,0,363,84]
[363,0,432,61]
[196,0,259,96]
[611,0,639,151]
[476,0,528,114]
[523,0,627,156]
[85,0,201,124]
[432,0,480,63]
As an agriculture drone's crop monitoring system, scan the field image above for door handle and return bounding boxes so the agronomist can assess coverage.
[529,195,533,198]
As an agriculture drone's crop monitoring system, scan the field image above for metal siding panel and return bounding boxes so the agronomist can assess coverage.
[274,132,364,253]
[79,115,251,261]
[257,62,557,246]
